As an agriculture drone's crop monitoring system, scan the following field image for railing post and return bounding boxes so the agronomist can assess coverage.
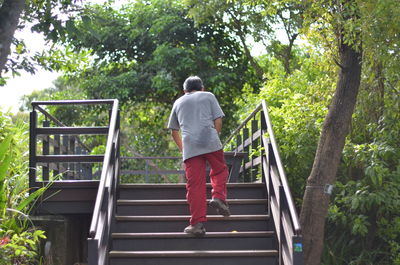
[234,134,242,182]
[242,127,250,182]
[54,135,60,176]
[263,139,272,216]
[279,185,284,265]
[29,110,37,190]
[87,238,99,265]
[82,148,93,180]
[116,110,121,198]
[62,135,69,179]
[260,111,267,130]
[69,137,76,179]
[251,119,258,182]
[76,145,82,179]
[42,120,50,181]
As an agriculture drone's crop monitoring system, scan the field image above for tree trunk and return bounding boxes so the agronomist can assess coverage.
[237,32,264,81]
[0,0,25,76]
[300,42,362,265]
[283,34,297,76]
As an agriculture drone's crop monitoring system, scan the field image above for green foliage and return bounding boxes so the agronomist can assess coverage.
[0,230,46,265]
[12,1,400,263]
[55,0,250,104]
[0,110,46,264]
[234,49,335,202]
[323,64,400,264]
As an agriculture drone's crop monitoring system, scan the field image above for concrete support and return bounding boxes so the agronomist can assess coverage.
[32,214,91,265]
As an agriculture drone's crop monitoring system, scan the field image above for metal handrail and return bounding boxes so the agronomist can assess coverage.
[89,99,119,237]
[224,100,303,264]
[261,100,301,234]
[224,99,301,234]
[31,99,115,106]
[223,103,263,147]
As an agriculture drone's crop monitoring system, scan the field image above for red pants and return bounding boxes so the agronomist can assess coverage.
[184,150,229,225]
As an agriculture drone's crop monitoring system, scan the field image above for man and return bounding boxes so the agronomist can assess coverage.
[167,76,230,236]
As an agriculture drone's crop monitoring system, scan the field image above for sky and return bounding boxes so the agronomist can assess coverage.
[0,28,60,113]
[0,0,112,113]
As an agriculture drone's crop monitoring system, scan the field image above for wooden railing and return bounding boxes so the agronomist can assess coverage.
[87,100,120,265]
[29,99,116,186]
[224,100,303,265]
[29,99,120,265]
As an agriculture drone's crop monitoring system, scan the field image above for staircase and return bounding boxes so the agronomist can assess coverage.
[109,183,278,265]
[28,99,303,265]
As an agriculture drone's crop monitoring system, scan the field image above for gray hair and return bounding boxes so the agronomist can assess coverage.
[183,76,203,92]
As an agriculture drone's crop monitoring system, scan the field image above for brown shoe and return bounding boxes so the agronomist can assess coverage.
[210,198,231,217]
[184,222,206,236]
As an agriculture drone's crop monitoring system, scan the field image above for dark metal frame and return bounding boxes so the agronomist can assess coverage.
[29,100,116,185]
[87,100,120,265]
[29,99,120,265]
[224,100,303,265]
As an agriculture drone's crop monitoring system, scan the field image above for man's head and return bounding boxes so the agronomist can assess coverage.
[183,76,204,92]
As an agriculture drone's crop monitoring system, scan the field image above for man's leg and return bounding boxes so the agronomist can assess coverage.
[184,155,207,225]
[206,150,230,217]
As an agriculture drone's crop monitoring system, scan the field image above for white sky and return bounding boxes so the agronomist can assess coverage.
[0,0,111,113]
[0,27,60,113]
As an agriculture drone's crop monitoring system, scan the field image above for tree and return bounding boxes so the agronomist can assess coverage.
[0,0,25,75]
[186,0,304,77]
[186,0,267,80]
[0,0,86,81]
[300,0,400,264]
[266,1,303,75]
[40,0,254,136]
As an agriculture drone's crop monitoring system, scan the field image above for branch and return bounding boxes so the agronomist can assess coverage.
[332,56,345,70]
[387,80,400,94]
[226,9,264,80]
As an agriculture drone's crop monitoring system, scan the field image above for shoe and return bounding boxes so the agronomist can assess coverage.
[210,198,231,217]
[184,222,206,236]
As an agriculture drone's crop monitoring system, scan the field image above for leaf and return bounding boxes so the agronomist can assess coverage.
[0,153,12,183]
[15,43,25,54]
[65,19,76,34]
[0,135,12,162]
[81,15,92,27]
[16,187,46,212]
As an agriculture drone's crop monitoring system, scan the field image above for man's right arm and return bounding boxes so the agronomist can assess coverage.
[171,130,183,152]
[214,117,222,134]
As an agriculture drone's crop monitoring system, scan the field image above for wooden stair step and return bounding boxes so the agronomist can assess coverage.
[119,183,267,200]
[115,214,268,221]
[117,198,268,205]
[114,214,271,233]
[119,183,265,189]
[112,231,274,238]
[116,199,268,216]
[109,250,279,265]
[109,249,278,258]
[111,231,276,251]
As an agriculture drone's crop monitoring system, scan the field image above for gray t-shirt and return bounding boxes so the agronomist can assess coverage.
[168,91,225,161]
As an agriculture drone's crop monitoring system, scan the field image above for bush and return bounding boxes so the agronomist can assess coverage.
[0,110,46,264]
